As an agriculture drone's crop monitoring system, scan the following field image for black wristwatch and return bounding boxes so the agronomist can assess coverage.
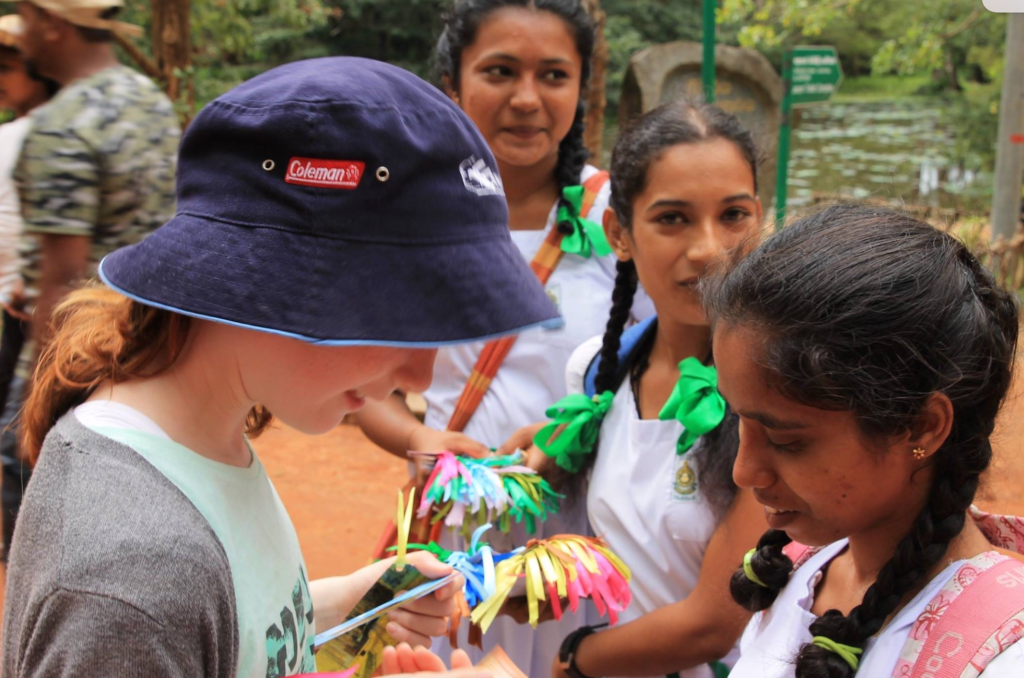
[559,624,607,678]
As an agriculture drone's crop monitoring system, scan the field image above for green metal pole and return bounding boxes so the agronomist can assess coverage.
[775,49,793,230]
[702,0,716,103]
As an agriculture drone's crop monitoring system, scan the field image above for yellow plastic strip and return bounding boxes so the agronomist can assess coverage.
[565,539,599,573]
[395,489,416,570]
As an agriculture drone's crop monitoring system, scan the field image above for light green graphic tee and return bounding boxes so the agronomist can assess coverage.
[82,410,316,678]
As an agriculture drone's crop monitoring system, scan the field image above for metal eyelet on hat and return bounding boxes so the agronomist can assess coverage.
[376,166,390,182]
[262,159,276,171]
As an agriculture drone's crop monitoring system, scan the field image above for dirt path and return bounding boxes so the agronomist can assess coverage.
[980,364,1024,517]
[254,423,410,578]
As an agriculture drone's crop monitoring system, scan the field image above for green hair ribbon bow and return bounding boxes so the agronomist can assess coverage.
[658,357,727,455]
[533,391,615,473]
[557,185,612,259]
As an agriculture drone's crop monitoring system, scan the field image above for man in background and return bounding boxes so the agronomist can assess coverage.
[0,13,53,407]
[2,0,179,558]
[0,12,55,560]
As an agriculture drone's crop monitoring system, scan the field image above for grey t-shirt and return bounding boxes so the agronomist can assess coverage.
[1,412,238,677]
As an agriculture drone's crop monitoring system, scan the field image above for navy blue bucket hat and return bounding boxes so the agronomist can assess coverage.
[99,57,558,346]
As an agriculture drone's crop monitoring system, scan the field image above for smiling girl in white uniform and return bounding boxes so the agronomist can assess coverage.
[527,101,770,678]
[355,2,651,676]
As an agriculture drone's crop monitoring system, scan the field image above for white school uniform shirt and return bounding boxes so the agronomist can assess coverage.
[730,540,1024,678]
[426,164,653,678]
[0,117,31,304]
[564,335,726,678]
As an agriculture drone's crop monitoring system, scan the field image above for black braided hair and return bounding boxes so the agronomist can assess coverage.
[559,99,761,511]
[554,101,591,234]
[435,0,595,211]
[592,260,640,395]
[555,259,638,502]
[703,203,1019,678]
[729,528,793,612]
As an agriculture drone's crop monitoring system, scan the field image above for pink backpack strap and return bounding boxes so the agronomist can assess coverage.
[889,552,1024,678]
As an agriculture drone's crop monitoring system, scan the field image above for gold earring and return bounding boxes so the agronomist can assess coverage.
[912,447,926,460]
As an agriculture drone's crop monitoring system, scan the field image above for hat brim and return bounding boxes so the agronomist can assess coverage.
[99,214,560,347]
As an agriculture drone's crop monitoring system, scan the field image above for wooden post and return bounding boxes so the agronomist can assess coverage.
[991,13,1024,245]
[582,0,607,166]
[150,0,194,119]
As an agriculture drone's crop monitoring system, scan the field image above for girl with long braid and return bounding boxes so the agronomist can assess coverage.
[519,101,769,678]
[356,1,650,675]
[706,204,1024,677]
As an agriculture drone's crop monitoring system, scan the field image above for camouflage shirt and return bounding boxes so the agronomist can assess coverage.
[14,64,180,308]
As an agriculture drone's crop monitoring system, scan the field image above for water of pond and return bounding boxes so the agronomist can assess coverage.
[788,100,988,213]
[601,99,989,214]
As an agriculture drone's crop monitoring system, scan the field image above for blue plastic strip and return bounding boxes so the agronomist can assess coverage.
[313,572,458,648]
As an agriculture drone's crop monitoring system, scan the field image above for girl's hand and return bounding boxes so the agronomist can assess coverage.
[408,425,490,458]
[385,552,464,648]
[380,642,489,677]
[311,552,464,641]
[551,653,571,678]
[497,423,554,473]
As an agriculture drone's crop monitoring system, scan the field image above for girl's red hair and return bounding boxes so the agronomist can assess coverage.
[22,284,272,461]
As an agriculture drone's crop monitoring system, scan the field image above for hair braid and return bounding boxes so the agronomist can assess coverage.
[554,101,590,234]
[557,260,637,502]
[593,260,638,395]
[730,528,794,612]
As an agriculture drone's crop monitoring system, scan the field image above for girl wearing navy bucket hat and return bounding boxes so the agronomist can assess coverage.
[356,3,651,674]
[1,57,556,678]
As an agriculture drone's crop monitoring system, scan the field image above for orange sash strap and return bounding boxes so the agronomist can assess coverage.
[370,171,610,559]
[447,170,610,432]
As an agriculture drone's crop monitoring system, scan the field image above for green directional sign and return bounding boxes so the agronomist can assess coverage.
[775,46,843,230]
[789,46,843,106]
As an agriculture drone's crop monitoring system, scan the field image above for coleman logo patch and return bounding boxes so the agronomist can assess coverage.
[286,158,365,189]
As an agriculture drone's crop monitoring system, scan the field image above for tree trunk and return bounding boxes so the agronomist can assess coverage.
[944,48,962,92]
[151,0,194,119]
[582,0,607,166]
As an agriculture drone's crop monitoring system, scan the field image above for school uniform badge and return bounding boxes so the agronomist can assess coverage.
[673,458,698,499]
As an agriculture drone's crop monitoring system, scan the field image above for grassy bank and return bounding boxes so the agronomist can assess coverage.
[834,74,936,102]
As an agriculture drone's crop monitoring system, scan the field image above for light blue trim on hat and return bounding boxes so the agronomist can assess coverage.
[98,257,559,348]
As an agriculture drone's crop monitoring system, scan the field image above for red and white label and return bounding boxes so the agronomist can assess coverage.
[285,157,365,189]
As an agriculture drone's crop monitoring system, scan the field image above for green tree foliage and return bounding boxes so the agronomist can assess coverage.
[118,1,715,111]
[719,0,1008,170]
[601,1,707,111]
[720,0,1005,85]
[324,0,448,78]
[103,0,1005,173]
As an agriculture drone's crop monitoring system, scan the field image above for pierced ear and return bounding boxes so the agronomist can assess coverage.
[909,392,954,461]
[603,208,632,263]
[441,75,460,104]
[41,9,64,42]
